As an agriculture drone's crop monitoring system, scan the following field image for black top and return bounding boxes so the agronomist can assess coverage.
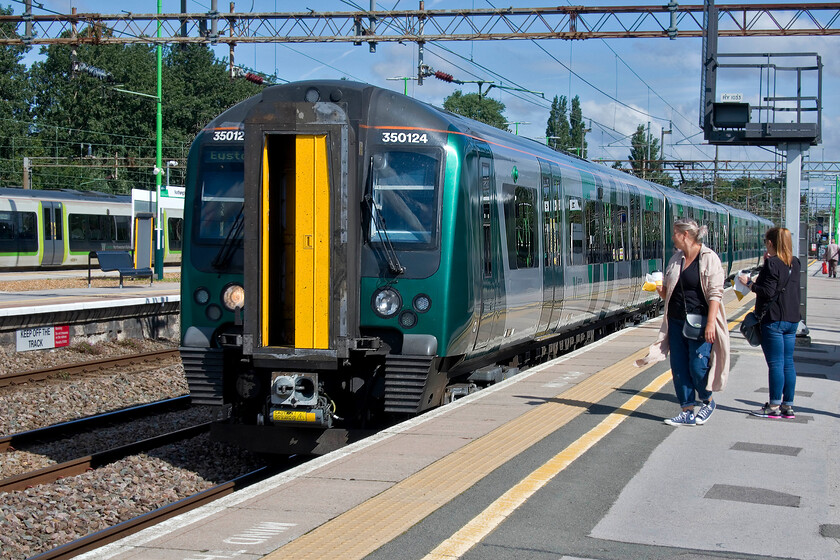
[753,255,801,323]
[668,258,708,320]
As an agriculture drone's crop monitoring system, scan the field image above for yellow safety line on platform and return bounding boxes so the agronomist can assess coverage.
[265,345,654,560]
[422,370,673,560]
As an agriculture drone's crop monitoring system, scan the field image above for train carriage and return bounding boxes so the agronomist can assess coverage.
[0,187,184,270]
[178,81,768,455]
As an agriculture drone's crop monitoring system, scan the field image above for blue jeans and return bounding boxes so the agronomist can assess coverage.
[759,320,798,406]
[668,318,713,408]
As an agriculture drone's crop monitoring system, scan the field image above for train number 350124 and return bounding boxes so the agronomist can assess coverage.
[381,132,428,144]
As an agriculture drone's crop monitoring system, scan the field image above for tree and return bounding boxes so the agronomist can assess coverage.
[629,124,672,187]
[569,95,588,158]
[443,90,508,130]
[24,37,262,192]
[545,95,570,152]
[0,5,32,187]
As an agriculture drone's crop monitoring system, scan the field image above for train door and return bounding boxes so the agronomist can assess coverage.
[536,160,554,336]
[627,184,642,306]
[474,157,501,350]
[549,162,564,332]
[41,201,64,266]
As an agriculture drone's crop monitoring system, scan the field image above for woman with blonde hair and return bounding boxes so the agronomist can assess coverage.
[637,217,730,426]
[739,227,801,418]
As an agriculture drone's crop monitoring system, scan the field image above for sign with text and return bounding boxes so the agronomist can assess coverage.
[720,93,743,102]
[16,326,70,352]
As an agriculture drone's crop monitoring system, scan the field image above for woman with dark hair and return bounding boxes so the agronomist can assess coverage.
[637,218,730,426]
[738,227,801,418]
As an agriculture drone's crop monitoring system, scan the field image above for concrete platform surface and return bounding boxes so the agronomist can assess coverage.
[79,261,839,560]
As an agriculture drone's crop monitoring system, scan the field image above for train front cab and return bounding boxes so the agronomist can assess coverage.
[208,93,361,454]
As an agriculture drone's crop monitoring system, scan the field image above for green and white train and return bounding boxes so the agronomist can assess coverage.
[179,81,770,454]
[0,187,184,269]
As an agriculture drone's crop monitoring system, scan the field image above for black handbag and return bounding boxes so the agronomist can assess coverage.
[678,258,708,341]
[739,311,762,346]
[739,265,792,347]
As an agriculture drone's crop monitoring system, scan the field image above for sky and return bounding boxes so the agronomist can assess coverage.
[10,0,840,201]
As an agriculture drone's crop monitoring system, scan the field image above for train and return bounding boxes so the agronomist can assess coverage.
[178,80,771,455]
[0,187,184,269]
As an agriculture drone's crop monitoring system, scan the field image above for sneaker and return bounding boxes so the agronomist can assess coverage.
[780,405,795,419]
[664,409,696,426]
[750,403,781,418]
[695,400,716,425]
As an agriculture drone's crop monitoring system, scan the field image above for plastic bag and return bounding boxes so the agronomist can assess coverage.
[642,271,663,292]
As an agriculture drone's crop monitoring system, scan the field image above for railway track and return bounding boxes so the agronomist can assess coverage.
[0,349,181,388]
[0,395,191,452]
[27,466,276,560]
[0,421,211,493]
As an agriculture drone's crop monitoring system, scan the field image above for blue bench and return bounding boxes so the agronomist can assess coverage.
[94,250,153,288]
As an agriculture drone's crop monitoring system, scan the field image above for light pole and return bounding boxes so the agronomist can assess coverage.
[154,0,163,280]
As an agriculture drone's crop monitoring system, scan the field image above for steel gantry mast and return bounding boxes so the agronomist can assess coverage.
[2,3,840,46]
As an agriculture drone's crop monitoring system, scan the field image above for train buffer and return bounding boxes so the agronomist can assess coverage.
[90,250,153,288]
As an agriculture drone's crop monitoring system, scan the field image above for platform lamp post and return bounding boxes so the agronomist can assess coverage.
[154,0,164,280]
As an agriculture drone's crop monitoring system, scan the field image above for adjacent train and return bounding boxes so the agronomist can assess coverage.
[0,187,184,269]
[179,80,771,455]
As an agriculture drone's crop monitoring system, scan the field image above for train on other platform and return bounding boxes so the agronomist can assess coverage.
[0,187,183,269]
[178,81,771,455]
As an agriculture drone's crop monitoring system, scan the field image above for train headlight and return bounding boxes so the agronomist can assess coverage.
[206,304,223,321]
[372,287,402,318]
[193,287,210,305]
[399,310,418,329]
[221,283,245,311]
[412,294,432,313]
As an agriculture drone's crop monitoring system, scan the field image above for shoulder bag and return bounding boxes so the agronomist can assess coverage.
[739,265,792,347]
[680,258,708,341]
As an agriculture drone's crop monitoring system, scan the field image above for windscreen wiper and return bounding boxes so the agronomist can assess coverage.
[211,206,244,270]
[364,193,405,275]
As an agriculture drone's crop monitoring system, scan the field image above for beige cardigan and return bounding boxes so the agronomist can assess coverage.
[636,245,731,392]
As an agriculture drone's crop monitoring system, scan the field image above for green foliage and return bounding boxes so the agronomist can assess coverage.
[3,33,262,192]
[443,90,508,131]
[546,95,570,152]
[0,5,31,186]
[545,94,587,157]
[569,96,588,158]
[629,124,672,187]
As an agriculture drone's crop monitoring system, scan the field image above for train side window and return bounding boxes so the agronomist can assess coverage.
[585,201,602,264]
[481,161,492,277]
[616,204,628,261]
[643,209,661,260]
[55,207,62,240]
[168,217,184,251]
[0,211,14,240]
[18,212,36,240]
[567,197,584,266]
[114,216,130,243]
[630,196,641,260]
[602,202,614,261]
[514,185,537,268]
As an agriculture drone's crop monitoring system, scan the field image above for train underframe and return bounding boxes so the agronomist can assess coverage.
[187,301,661,456]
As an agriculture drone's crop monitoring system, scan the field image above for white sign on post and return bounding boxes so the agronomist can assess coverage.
[16,326,70,352]
[720,93,744,102]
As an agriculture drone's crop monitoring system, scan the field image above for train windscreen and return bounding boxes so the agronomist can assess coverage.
[369,150,439,247]
[197,148,245,242]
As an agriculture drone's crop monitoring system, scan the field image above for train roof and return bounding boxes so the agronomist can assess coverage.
[202,80,766,226]
[0,187,131,203]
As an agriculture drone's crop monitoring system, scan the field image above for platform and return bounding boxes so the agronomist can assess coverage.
[83,261,839,560]
[0,268,180,313]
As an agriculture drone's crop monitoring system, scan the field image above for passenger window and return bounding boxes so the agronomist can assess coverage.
[514,186,537,268]
[567,197,584,266]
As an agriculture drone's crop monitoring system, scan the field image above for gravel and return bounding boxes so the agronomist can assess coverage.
[1,334,270,560]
